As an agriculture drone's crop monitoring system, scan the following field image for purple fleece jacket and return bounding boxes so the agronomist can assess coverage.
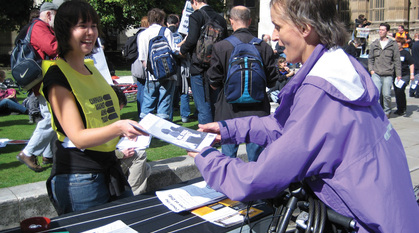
[195,45,419,232]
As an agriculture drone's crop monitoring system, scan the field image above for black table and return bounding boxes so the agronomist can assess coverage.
[5,178,272,233]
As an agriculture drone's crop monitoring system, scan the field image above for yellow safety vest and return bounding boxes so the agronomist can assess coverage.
[41,59,120,152]
[395,32,410,48]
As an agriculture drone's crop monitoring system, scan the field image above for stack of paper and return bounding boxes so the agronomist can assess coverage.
[191,198,263,227]
[156,181,226,213]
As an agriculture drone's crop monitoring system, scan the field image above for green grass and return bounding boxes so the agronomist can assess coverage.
[0,69,200,188]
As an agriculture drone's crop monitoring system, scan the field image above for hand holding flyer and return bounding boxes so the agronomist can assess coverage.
[137,114,216,152]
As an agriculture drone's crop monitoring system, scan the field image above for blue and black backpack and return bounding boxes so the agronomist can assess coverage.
[147,27,177,80]
[224,36,266,104]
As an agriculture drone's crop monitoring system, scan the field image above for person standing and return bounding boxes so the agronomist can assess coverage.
[206,6,277,161]
[188,0,419,231]
[394,37,415,116]
[131,16,149,119]
[16,2,59,172]
[394,25,412,50]
[368,23,401,118]
[167,14,191,123]
[42,0,145,214]
[410,33,419,98]
[137,8,177,121]
[179,0,228,124]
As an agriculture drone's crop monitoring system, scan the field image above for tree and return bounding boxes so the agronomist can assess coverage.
[0,0,38,32]
[1,0,225,33]
[89,0,224,31]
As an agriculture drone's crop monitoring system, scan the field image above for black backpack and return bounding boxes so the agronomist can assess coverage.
[10,19,43,91]
[122,27,145,62]
[195,9,224,68]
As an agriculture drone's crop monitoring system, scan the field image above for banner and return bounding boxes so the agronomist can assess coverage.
[356,28,370,38]
[178,0,194,35]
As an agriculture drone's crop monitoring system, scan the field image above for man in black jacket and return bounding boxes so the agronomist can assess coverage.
[206,6,277,161]
[179,0,227,124]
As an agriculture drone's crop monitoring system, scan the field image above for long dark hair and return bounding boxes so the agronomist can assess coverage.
[54,0,101,58]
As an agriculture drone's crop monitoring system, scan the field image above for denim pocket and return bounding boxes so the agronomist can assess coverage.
[69,173,99,186]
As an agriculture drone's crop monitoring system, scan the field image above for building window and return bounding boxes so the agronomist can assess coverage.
[370,0,385,21]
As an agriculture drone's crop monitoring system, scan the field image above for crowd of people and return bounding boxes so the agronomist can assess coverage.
[5,0,419,231]
[347,18,419,117]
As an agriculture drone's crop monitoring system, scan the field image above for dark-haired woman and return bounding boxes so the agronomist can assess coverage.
[42,0,145,215]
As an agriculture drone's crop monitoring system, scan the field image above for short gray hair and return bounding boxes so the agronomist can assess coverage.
[230,6,251,22]
[270,0,347,49]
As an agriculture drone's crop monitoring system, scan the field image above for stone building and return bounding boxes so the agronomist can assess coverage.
[349,0,419,42]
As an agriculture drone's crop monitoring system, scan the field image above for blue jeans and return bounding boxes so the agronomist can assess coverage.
[0,98,27,114]
[180,93,190,119]
[140,80,176,120]
[170,86,190,120]
[222,143,264,162]
[136,79,145,119]
[371,73,393,114]
[23,95,56,159]
[51,173,133,214]
[190,74,217,124]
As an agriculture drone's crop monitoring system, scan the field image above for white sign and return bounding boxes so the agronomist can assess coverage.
[356,28,370,38]
[178,0,194,35]
[85,38,113,85]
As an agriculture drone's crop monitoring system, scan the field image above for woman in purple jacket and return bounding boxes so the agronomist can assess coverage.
[188,0,419,232]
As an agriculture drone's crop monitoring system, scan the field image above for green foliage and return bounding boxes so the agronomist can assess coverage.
[1,0,225,33]
[0,0,37,32]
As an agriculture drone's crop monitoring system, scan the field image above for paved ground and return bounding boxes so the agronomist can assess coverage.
[389,89,419,188]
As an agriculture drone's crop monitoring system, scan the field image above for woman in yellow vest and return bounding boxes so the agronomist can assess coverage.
[41,0,145,215]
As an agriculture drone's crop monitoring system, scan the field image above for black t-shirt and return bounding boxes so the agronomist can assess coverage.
[42,65,116,174]
[399,49,414,77]
[43,65,87,136]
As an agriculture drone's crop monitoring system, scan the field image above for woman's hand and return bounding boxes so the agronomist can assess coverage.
[187,150,199,158]
[198,122,221,142]
[118,120,148,140]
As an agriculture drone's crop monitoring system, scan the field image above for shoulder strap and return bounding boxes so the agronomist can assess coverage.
[25,18,41,42]
[158,27,167,37]
[250,37,263,45]
[225,35,242,47]
[199,9,211,21]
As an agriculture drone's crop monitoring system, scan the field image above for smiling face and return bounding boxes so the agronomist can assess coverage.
[270,5,310,64]
[68,19,98,57]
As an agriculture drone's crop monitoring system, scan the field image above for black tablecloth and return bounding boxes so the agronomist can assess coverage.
[5,178,272,233]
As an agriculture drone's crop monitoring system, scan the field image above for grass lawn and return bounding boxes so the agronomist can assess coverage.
[0,69,201,188]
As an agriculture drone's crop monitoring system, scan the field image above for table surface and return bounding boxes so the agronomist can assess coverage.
[6,178,273,233]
